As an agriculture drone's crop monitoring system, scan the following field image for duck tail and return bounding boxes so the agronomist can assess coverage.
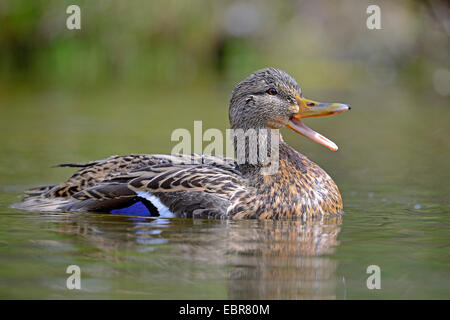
[23,185,57,196]
[12,184,66,212]
[52,160,101,168]
[11,196,71,212]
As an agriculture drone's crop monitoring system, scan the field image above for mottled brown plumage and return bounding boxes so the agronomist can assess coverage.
[13,68,350,219]
[228,142,342,219]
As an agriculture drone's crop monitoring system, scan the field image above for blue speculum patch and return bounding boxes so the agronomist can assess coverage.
[110,201,152,216]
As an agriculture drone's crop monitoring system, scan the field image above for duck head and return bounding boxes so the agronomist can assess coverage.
[229,68,350,151]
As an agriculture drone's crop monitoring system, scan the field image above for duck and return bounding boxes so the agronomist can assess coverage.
[13,68,350,219]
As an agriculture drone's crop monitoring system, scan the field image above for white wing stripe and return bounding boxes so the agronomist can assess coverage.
[136,191,175,218]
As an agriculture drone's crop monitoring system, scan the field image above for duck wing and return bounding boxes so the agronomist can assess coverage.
[15,154,247,218]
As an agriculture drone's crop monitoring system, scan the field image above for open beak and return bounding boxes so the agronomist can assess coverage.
[286,95,350,151]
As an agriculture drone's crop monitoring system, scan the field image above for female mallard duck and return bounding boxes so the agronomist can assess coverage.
[14,68,350,219]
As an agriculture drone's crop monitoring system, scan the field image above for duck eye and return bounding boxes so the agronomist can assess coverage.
[266,88,277,95]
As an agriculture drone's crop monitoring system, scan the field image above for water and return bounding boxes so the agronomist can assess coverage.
[0,85,449,299]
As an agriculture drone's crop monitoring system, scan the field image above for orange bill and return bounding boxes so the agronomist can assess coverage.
[287,95,350,151]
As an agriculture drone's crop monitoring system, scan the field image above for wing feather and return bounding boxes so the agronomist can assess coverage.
[17,154,248,218]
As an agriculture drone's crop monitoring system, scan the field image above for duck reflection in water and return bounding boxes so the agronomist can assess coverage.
[56,213,342,299]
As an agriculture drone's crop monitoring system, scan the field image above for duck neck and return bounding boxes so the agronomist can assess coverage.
[238,140,310,193]
[231,128,287,176]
